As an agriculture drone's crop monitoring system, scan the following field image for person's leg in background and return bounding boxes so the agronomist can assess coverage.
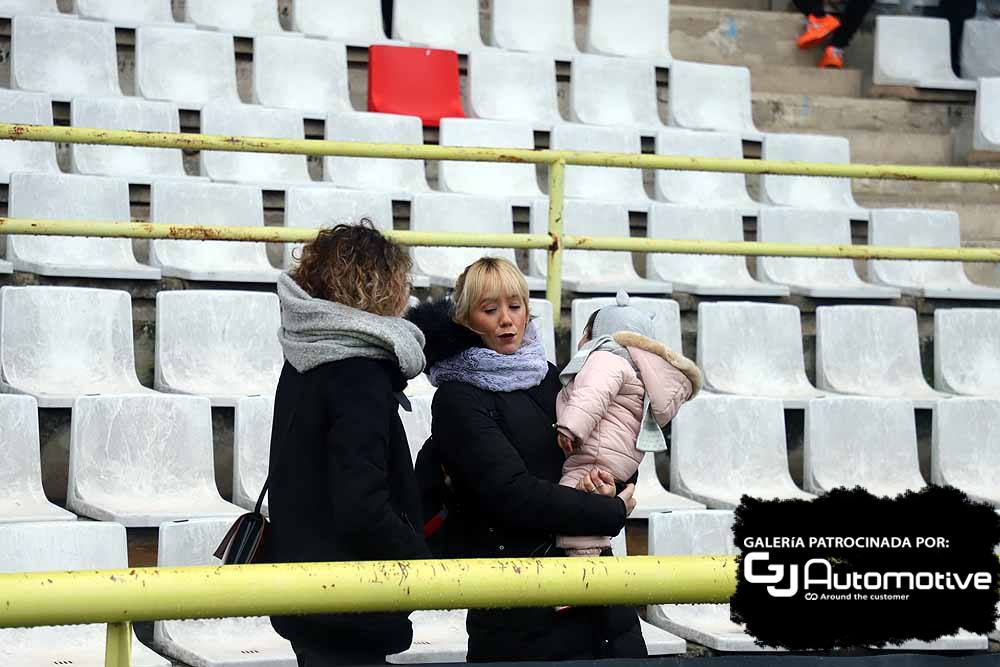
[793,0,843,49]
[819,0,876,68]
[381,0,393,38]
[932,0,977,76]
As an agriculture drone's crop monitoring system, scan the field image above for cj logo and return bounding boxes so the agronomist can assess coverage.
[744,551,798,597]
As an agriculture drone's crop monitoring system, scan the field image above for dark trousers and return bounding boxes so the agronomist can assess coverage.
[381,0,393,38]
[292,642,386,667]
[792,0,876,48]
[929,0,978,76]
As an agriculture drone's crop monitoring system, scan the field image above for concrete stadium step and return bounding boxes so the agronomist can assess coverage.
[745,64,863,98]
[673,0,776,11]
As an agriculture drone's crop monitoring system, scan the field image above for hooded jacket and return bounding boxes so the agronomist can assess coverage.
[558,331,703,487]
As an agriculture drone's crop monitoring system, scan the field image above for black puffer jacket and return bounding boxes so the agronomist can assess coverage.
[264,357,431,655]
[408,300,647,662]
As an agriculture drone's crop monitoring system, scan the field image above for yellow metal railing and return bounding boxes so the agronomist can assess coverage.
[1,123,999,313]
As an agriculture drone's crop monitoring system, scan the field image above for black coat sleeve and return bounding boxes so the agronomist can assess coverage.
[326,363,430,560]
[432,382,626,537]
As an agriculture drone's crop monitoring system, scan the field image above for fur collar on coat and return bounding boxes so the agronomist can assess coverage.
[613,331,703,397]
[405,298,482,373]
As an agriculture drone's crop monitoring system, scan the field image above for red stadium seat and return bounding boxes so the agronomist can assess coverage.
[367,45,465,127]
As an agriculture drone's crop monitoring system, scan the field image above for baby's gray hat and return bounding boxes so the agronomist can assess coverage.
[591,290,655,339]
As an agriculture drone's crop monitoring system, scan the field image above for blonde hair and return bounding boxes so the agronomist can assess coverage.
[452,257,530,328]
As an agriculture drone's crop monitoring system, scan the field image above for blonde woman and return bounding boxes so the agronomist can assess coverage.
[265,222,430,667]
[408,257,645,662]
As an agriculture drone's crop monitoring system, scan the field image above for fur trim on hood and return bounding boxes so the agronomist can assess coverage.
[406,298,481,373]
[613,331,703,397]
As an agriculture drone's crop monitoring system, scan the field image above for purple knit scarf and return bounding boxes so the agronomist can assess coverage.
[429,320,549,392]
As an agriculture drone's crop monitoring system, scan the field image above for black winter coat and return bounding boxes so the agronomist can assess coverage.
[263,357,431,655]
[408,300,647,662]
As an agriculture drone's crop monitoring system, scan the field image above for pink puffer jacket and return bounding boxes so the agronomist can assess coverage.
[556,331,702,489]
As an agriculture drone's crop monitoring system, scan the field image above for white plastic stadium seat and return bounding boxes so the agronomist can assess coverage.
[0,395,76,523]
[586,0,672,66]
[654,129,758,216]
[962,20,1000,80]
[439,118,543,204]
[0,286,154,407]
[667,61,761,142]
[646,206,788,296]
[387,610,469,664]
[136,26,240,109]
[874,16,976,91]
[672,396,815,509]
[70,96,188,184]
[530,298,556,364]
[570,55,661,134]
[325,112,430,198]
[155,519,297,667]
[550,124,649,210]
[393,0,483,53]
[0,90,59,184]
[571,296,704,516]
[155,290,283,407]
[6,172,160,280]
[530,199,670,294]
[0,0,57,17]
[756,208,900,299]
[935,309,1000,396]
[400,394,433,462]
[409,193,544,290]
[253,36,352,120]
[68,394,243,526]
[74,0,175,28]
[804,397,925,496]
[646,511,774,652]
[150,180,280,283]
[0,258,10,274]
[0,522,169,667]
[932,398,1000,507]
[233,395,273,515]
[973,77,1000,153]
[201,103,312,186]
[11,15,121,101]
[868,209,1000,299]
[490,0,578,59]
[760,133,869,220]
[292,0,398,46]
[185,0,283,37]
[469,49,562,130]
[816,306,950,408]
[697,302,823,408]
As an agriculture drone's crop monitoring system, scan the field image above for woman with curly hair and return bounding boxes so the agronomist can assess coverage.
[264,221,430,667]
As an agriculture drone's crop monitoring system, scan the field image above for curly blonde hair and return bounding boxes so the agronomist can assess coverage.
[451,257,530,328]
[291,221,411,316]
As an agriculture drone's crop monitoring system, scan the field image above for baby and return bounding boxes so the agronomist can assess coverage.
[555,291,702,556]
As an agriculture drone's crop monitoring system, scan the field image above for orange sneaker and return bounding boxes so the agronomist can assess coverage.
[797,14,841,49]
[818,45,844,69]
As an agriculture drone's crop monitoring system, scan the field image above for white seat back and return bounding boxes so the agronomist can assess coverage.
[586,0,671,63]
[0,0,57,16]
[550,123,646,204]
[70,96,185,182]
[7,173,157,280]
[805,397,925,496]
[439,118,541,198]
[201,103,310,184]
[233,396,273,513]
[874,16,975,90]
[973,77,1000,151]
[570,55,660,131]
[0,90,59,183]
[469,49,562,129]
[150,181,278,282]
[667,61,759,140]
[291,0,389,46]
[760,133,861,211]
[400,394,433,463]
[934,309,1000,396]
[961,19,1000,80]
[648,510,736,557]
[283,187,394,268]
[253,36,351,118]
[530,298,556,364]
[570,297,681,351]
[654,129,754,210]
[185,0,282,36]
[136,26,240,108]
[491,0,577,57]
[74,0,174,28]
[931,398,1000,502]
[11,15,120,100]
[393,0,483,52]
[155,290,283,406]
[325,112,429,194]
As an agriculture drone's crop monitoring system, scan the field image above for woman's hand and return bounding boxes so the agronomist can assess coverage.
[617,484,637,517]
[576,469,617,496]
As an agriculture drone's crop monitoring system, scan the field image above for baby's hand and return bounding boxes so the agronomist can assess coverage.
[557,431,575,456]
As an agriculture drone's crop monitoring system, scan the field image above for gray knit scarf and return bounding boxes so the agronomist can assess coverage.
[277,273,426,379]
